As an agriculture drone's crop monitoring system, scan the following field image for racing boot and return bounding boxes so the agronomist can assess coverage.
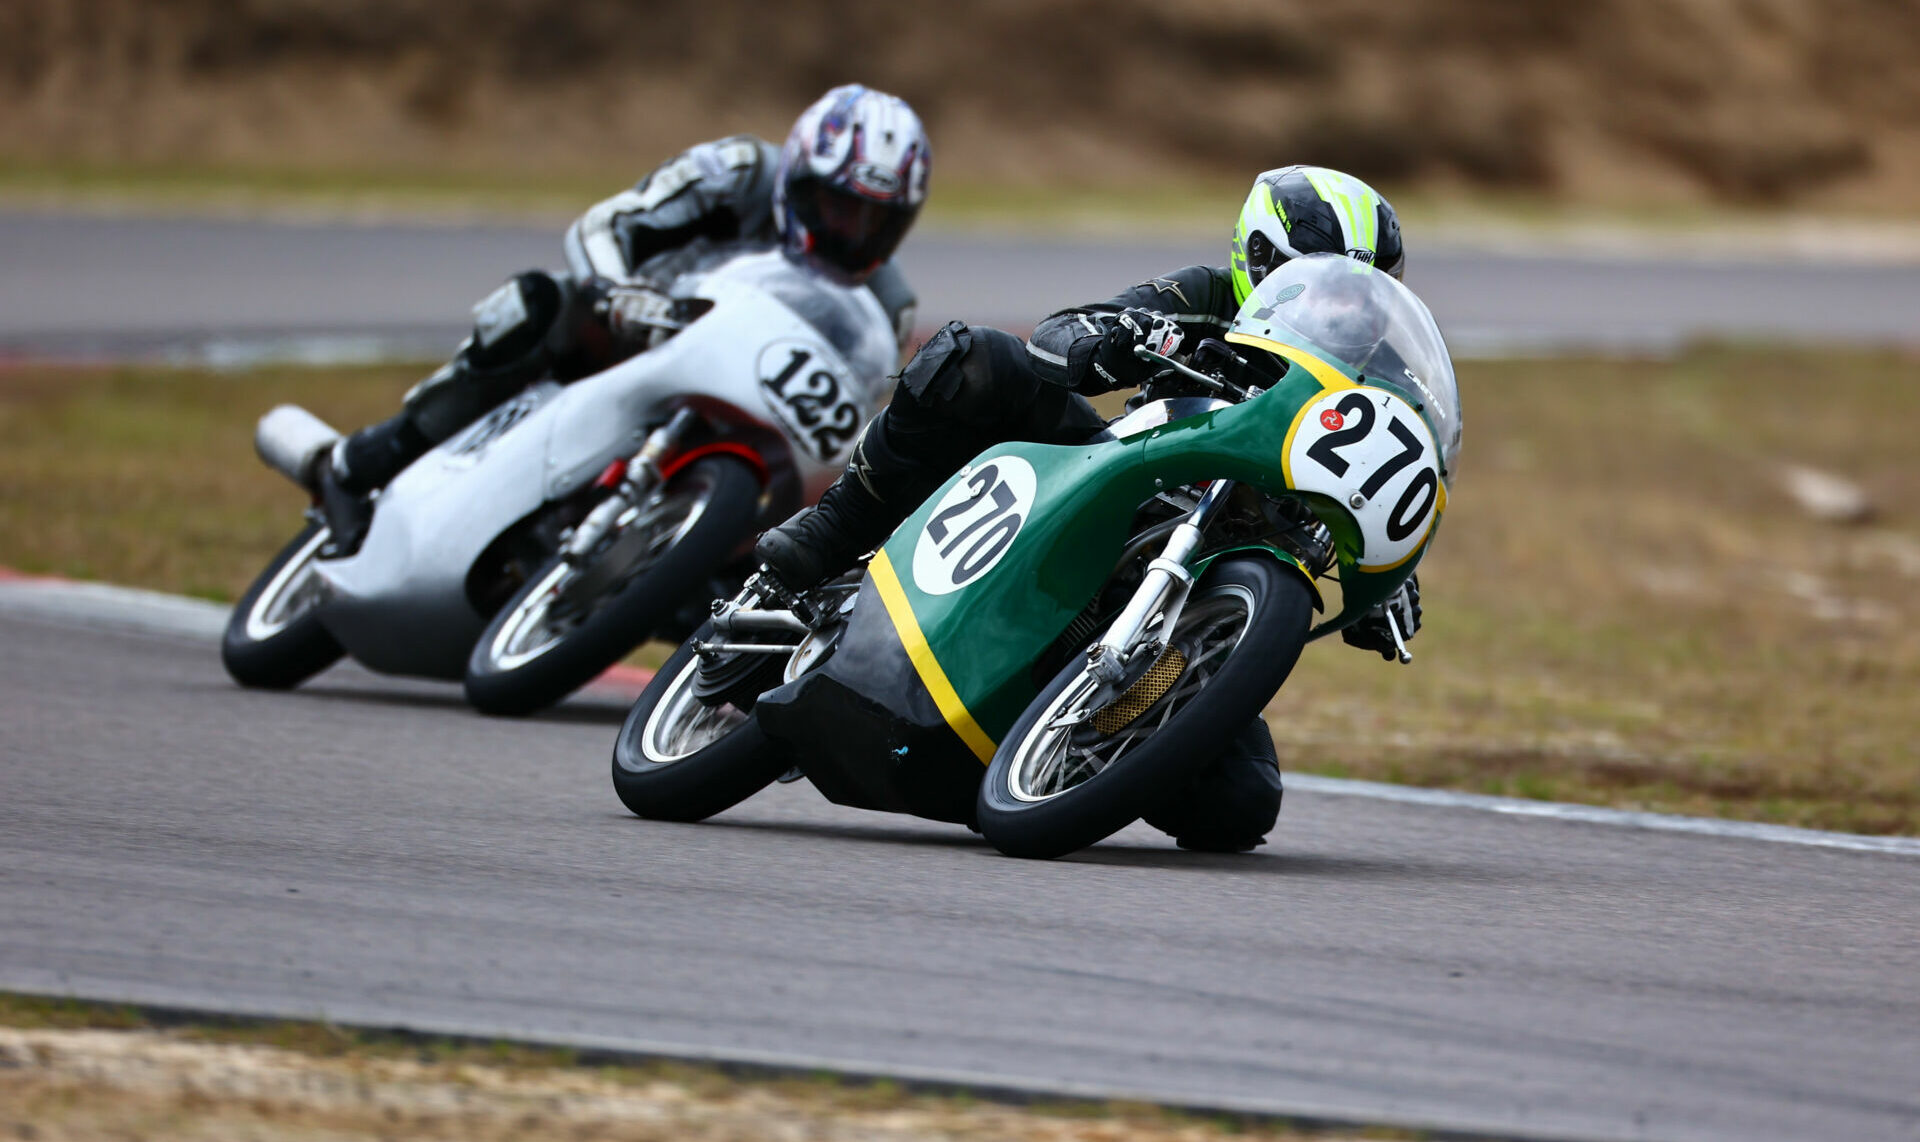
[754,419,947,590]
[311,411,430,557]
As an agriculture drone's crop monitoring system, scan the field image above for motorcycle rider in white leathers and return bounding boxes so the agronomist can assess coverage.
[309,85,930,554]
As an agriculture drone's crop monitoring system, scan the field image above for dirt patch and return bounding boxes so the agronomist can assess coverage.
[0,1022,1343,1142]
[4,0,1920,210]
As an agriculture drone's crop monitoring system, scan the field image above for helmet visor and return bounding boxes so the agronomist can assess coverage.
[1245,228,1285,289]
[791,177,918,276]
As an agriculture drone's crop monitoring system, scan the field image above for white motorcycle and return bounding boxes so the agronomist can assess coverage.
[223,244,900,714]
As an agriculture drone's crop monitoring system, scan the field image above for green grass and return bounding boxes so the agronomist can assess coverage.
[16,156,1917,238]
[0,362,414,601]
[2,348,1917,833]
[1265,345,1920,834]
[0,156,1248,230]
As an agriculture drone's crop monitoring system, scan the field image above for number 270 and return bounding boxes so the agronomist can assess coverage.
[1304,393,1438,543]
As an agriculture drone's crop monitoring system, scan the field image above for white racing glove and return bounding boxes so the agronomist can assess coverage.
[597,283,679,342]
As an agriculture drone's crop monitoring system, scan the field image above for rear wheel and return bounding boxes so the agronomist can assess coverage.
[465,455,760,715]
[221,522,344,689]
[976,556,1313,859]
[611,630,788,821]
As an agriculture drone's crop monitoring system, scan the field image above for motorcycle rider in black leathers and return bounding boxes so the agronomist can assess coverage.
[756,165,1422,852]
[306,85,930,554]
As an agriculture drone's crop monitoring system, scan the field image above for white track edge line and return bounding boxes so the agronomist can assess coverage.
[1283,774,1920,857]
[0,578,229,640]
[4,577,1913,859]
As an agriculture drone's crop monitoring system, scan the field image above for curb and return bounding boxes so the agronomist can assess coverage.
[0,571,652,692]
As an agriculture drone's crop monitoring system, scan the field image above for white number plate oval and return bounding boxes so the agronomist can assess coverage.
[757,340,866,464]
[1286,388,1442,569]
[911,456,1038,596]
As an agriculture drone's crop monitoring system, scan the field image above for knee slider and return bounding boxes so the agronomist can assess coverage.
[466,270,563,370]
[897,320,973,403]
[896,322,1036,428]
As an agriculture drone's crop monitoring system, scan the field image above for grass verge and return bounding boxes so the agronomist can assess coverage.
[1,347,1916,832]
[0,993,1362,1142]
[17,158,1920,246]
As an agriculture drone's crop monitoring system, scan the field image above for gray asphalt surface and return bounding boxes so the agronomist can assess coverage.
[3,607,1917,1142]
[5,211,1920,361]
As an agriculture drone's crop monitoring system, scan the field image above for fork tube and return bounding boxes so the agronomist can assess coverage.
[1090,481,1235,673]
[563,409,700,563]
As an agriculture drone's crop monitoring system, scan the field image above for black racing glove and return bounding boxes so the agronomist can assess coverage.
[1091,307,1184,391]
[1342,572,1421,661]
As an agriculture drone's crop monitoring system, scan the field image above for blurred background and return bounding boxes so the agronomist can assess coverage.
[2,0,1917,832]
[5,0,1919,209]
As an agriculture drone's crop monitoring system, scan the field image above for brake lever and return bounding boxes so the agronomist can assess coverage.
[1132,345,1249,399]
[1384,609,1414,665]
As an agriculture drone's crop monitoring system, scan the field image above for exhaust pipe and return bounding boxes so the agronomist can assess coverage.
[254,405,341,490]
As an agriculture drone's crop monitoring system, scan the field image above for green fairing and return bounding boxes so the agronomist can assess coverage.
[877,365,1439,741]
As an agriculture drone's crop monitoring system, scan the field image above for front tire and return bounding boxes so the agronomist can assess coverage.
[976,556,1314,859]
[221,522,344,689]
[464,455,760,716]
[611,631,788,821]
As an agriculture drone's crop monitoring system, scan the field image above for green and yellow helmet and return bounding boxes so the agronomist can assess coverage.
[1230,165,1404,305]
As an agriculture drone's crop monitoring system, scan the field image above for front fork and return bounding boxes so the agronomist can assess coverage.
[1084,479,1235,687]
[560,407,700,564]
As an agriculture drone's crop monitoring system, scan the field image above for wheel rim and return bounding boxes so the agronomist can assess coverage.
[243,527,332,641]
[635,653,750,765]
[1003,582,1257,804]
[482,482,712,673]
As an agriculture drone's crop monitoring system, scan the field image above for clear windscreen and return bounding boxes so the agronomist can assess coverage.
[669,245,899,394]
[1228,253,1461,478]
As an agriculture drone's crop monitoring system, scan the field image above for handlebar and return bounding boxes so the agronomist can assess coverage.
[1132,344,1257,400]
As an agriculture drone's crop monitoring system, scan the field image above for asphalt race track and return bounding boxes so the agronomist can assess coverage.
[4,210,1920,1140]
[2,588,1917,1142]
[5,210,1920,362]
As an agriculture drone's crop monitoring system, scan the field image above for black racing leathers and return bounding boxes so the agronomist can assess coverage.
[1023,264,1238,396]
[754,264,1281,851]
[758,263,1237,586]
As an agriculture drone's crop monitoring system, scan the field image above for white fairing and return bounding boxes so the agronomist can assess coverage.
[310,248,897,678]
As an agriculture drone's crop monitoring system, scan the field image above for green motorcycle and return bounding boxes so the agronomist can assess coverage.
[611,254,1461,857]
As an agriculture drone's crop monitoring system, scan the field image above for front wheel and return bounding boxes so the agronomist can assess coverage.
[976,556,1314,859]
[464,455,760,716]
[222,522,344,689]
[611,630,789,821]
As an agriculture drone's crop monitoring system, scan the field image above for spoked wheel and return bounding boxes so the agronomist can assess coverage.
[976,556,1314,859]
[221,522,344,689]
[610,628,789,822]
[464,455,760,715]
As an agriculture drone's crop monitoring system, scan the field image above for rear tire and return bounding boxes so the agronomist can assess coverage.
[465,456,760,716]
[611,631,788,821]
[221,522,344,689]
[976,556,1313,859]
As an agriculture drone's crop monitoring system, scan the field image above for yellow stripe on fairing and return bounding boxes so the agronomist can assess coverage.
[1223,334,1359,394]
[868,549,999,764]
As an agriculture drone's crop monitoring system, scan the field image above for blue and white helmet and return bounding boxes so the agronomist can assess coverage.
[774,85,930,280]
